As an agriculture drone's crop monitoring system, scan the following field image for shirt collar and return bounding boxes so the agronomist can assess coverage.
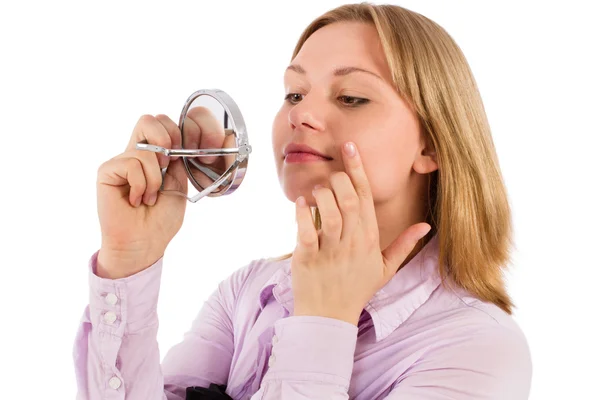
[258,233,442,342]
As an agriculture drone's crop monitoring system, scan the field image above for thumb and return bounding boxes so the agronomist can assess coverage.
[381,223,431,278]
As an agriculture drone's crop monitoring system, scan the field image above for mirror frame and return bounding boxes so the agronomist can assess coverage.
[178,89,251,203]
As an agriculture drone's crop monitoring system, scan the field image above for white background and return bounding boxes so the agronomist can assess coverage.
[1,1,598,398]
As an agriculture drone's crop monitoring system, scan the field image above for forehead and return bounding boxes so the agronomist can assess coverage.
[290,21,392,82]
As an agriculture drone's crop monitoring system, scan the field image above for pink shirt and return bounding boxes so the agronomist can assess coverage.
[73,234,532,399]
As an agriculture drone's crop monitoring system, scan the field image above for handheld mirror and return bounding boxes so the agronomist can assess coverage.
[135,89,252,203]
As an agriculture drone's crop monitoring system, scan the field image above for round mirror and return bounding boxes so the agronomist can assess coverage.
[179,89,249,202]
[136,89,251,203]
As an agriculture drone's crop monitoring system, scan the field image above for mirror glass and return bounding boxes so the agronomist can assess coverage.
[181,94,237,198]
[135,89,251,203]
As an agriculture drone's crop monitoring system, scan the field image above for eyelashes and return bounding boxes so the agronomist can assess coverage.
[284,93,370,108]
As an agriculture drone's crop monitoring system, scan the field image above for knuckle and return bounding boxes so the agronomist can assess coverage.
[127,157,142,170]
[97,159,109,173]
[98,157,119,175]
[340,195,359,212]
[321,215,341,231]
[139,114,154,123]
[137,114,155,128]
[298,230,317,247]
[356,187,370,198]
[365,230,378,247]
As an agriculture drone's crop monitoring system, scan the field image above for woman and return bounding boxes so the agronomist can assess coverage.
[73,3,532,399]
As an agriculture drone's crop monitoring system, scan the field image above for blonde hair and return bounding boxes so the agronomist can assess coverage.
[270,2,516,314]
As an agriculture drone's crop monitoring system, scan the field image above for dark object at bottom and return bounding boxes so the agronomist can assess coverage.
[185,384,234,400]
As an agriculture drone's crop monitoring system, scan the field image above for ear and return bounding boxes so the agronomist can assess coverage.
[413,134,438,174]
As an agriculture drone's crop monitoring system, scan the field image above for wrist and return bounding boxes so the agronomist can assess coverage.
[97,246,164,279]
[293,309,360,327]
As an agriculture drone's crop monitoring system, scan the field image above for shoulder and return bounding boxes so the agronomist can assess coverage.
[406,285,532,397]
[426,282,531,357]
[217,255,290,304]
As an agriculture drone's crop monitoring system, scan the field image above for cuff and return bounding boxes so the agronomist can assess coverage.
[88,249,163,336]
[264,315,358,390]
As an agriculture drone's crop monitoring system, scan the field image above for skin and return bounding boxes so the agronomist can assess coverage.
[272,21,439,273]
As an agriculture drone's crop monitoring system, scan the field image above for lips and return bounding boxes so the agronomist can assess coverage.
[283,143,332,159]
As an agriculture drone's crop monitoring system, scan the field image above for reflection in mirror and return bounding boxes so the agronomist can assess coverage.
[181,94,239,199]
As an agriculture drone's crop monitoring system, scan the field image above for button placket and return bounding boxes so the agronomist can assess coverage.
[268,333,279,367]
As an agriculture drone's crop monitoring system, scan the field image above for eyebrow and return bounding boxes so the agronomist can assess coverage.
[285,64,383,81]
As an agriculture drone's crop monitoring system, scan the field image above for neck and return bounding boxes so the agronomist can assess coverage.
[375,177,431,273]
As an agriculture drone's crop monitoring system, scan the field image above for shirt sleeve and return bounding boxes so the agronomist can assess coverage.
[384,324,532,400]
[73,250,246,400]
[250,315,359,399]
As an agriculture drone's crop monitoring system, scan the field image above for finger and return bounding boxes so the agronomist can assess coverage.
[185,106,226,165]
[381,223,432,278]
[312,184,342,249]
[329,172,360,243]
[223,131,237,171]
[127,114,173,169]
[294,196,319,261]
[161,157,188,196]
[97,157,146,207]
[341,141,377,227]
[182,114,201,150]
[114,150,163,206]
[155,114,182,161]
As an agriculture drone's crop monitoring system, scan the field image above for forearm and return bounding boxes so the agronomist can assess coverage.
[251,315,358,399]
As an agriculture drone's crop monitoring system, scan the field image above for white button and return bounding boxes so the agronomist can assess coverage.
[105,293,118,306]
[103,311,117,325]
[108,376,121,389]
[271,335,278,346]
[268,354,276,367]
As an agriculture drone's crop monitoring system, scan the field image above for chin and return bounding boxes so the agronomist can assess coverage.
[283,185,317,206]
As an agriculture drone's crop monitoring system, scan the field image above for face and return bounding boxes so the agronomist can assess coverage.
[272,21,436,211]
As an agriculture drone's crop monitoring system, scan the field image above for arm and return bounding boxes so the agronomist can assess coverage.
[249,318,531,400]
[384,325,532,399]
[250,316,359,400]
[73,250,247,400]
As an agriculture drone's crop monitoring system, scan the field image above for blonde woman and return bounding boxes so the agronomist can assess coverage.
[73,3,531,399]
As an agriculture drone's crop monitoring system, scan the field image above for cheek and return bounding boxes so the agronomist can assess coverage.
[272,109,287,162]
[357,133,414,202]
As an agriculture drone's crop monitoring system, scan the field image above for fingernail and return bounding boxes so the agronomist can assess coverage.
[148,193,157,206]
[135,196,142,207]
[297,196,306,207]
[344,142,356,157]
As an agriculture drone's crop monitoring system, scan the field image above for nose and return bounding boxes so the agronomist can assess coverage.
[288,94,326,133]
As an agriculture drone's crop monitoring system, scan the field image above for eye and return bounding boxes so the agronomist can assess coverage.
[284,93,303,104]
[283,93,370,107]
[339,96,370,107]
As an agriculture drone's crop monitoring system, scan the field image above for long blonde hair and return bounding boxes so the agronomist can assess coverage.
[270,2,516,314]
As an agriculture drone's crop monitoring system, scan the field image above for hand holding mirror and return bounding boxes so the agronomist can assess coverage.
[136,89,252,203]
